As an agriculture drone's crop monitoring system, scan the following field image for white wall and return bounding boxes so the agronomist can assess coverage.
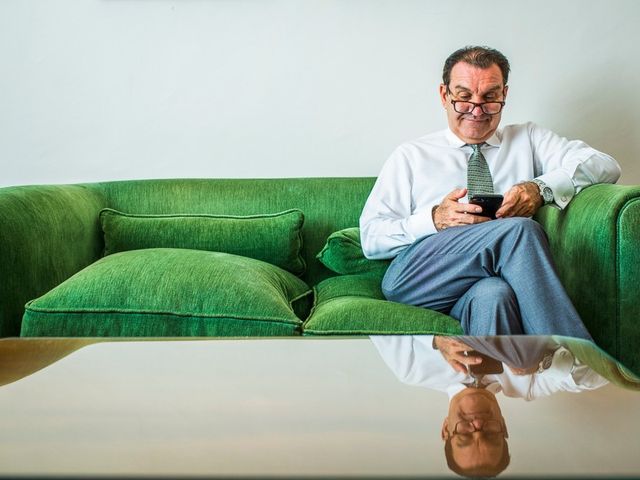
[1,0,638,187]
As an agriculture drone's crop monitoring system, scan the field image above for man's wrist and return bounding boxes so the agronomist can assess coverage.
[432,205,442,232]
[531,179,554,205]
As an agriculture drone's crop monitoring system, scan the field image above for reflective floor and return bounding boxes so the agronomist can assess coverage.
[0,336,638,478]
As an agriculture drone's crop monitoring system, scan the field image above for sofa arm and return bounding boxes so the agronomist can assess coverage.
[535,184,640,372]
[0,185,106,337]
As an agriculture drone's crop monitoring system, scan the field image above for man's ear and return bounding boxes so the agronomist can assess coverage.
[503,85,509,99]
[439,83,448,107]
[441,418,450,441]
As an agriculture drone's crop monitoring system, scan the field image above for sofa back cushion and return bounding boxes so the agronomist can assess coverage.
[93,178,377,285]
[316,227,390,278]
[100,208,306,275]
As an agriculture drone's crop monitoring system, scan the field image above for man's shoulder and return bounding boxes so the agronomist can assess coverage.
[500,121,549,137]
[398,123,543,147]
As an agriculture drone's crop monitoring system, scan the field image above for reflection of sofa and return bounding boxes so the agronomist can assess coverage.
[0,179,639,369]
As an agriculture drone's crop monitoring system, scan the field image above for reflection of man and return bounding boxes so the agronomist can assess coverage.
[360,46,621,337]
[442,384,509,477]
[370,335,608,477]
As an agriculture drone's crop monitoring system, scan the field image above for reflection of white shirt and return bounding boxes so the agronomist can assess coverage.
[360,123,621,259]
[370,335,609,401]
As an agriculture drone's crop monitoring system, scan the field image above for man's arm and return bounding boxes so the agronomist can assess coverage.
[360,148,489,258]
[359,147,438,260]
[496,122,621,218]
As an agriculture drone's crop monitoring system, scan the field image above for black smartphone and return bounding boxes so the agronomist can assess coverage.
[468,194,504,219]
[468,350,504,375]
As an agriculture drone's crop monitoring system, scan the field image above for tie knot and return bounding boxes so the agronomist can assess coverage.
[469,143,484,153]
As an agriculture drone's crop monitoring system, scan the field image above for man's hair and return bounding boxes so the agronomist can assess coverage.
[444,437,511,478]
[442,46,510,87]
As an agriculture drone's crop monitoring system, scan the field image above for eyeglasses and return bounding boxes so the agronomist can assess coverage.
[450,99,505,115]
[453,419,504,435]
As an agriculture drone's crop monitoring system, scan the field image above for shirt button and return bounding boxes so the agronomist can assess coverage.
[561,196,568,202]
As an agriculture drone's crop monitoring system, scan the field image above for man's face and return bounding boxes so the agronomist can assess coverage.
[439,62,508,144]
[441,388,508,472]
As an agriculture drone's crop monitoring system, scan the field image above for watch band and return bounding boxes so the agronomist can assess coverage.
[532,179,554,205]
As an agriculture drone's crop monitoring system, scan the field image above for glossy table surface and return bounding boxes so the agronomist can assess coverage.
[0,336,638,478]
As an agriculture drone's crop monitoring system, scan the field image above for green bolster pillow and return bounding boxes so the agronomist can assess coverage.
[316,227,390,277]
[100,208,306,275]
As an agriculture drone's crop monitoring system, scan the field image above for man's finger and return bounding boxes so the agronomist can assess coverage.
[452,351,482,364]
[457,203,483,215]
[462,213,491,224]
[495,205,513,217]
[449,360,468,374]
[495,197,517,217]
[446,188,468,201]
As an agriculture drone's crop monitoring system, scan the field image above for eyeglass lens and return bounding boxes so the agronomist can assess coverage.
[453,101,503,115]
[455,419,502,434]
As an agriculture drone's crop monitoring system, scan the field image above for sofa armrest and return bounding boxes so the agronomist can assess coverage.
[0,185,106,337]
[535,184,640,372]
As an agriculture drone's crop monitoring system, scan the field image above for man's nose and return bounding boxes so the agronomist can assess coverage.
[471,418,486,429]
[471,104,485,116]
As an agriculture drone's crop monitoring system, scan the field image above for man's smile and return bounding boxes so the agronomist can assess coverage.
[461,116,490,123]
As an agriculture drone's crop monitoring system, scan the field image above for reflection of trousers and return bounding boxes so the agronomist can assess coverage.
[381,218,592,340]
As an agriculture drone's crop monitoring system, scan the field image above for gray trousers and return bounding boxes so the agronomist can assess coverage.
[382,218,592,339]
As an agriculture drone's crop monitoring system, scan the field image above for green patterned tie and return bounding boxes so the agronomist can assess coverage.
[467,143,494,196]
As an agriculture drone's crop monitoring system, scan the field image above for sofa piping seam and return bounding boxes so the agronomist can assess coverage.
[616,196,640,360]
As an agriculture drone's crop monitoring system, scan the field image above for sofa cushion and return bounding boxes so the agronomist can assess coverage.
[21,248,312,337]
[316,227,390,277]
[100,208,306,275]
[302,274,463,335]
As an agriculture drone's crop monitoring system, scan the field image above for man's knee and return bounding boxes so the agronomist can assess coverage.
[381,266,402,302]
[499,217,545,237]
[381,278,397,301]
[468,277,515,302]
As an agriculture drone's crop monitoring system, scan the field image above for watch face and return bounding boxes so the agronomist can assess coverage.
[533,180,553,204]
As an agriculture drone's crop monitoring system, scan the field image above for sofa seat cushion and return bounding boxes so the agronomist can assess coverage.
[21,248,312,337]
[302,275,463,335]
[100,208,306,275]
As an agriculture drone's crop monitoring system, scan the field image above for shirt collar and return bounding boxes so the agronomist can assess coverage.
[446,380,502,400]
[445,128,503,148]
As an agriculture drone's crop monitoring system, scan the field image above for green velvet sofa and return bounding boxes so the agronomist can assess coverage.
[1,178,639,371]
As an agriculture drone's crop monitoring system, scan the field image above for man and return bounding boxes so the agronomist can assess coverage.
[360,46,621,337]
[370,335,609,477]
[441,382,510,477]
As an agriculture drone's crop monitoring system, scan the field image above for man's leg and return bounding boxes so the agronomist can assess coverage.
[381,217,592,339]
[450,277,523,335]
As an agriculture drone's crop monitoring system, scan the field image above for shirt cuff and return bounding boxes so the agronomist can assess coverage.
[535,170,575,209]
[405,207,438,240]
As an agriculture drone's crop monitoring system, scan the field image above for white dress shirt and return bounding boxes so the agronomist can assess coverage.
[370,335,609,401]
[360,122,621,260]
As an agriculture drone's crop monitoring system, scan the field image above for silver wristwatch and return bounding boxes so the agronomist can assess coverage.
[532,179,554,205]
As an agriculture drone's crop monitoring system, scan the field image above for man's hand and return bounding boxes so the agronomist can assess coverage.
[434,336,482,374]
[495,182,543,218]
[433,188,491,231]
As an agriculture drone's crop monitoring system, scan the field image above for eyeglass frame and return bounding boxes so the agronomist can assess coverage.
[450,99,506,115]
[445,86,506,115]
[450,419,508,438]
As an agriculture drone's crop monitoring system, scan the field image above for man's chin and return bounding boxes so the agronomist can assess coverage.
[459,126,494,143]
